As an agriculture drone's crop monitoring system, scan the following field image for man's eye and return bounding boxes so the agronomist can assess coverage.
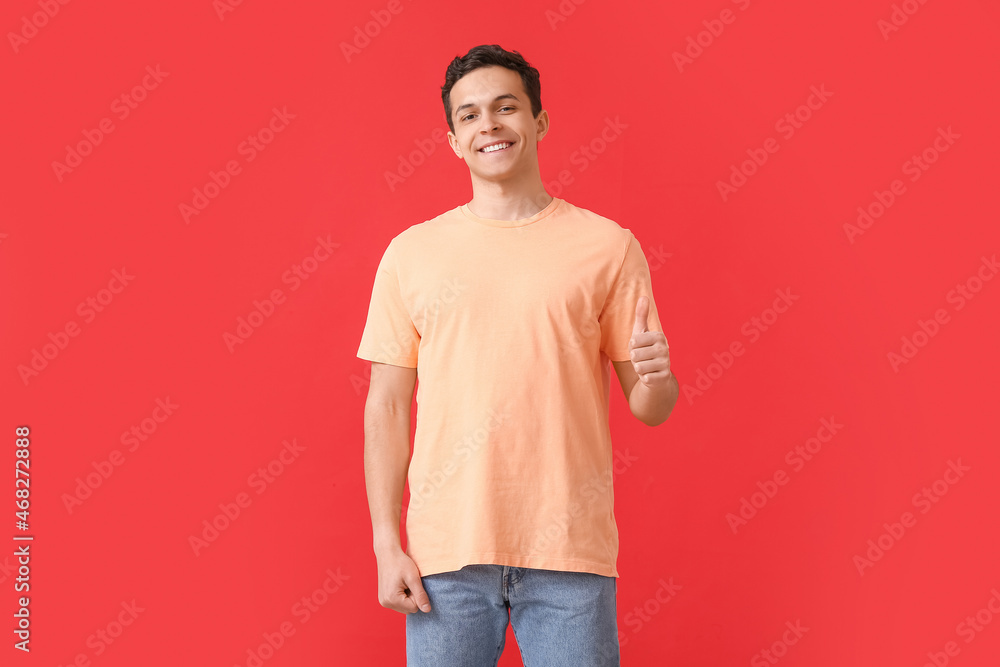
[462,107,513,121]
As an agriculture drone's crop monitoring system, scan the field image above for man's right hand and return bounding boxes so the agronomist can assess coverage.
[375,548,432,615]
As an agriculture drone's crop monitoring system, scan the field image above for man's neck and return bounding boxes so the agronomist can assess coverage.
[466,178,553,222]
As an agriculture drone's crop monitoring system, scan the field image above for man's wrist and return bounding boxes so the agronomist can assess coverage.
[373,531,402,556]
[629,368,678,426]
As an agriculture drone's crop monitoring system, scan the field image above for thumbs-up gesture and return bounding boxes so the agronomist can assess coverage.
[628,296,671,388]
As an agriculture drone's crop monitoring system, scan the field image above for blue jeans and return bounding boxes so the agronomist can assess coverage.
[405,564,621,666]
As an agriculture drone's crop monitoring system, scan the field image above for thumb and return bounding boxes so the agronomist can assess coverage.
[633,296,649,336]
[404,571,432,613]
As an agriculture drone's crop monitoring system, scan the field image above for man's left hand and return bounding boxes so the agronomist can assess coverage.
[628,296,671,388]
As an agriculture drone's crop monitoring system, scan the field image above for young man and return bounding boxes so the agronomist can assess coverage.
[357,44,679,666]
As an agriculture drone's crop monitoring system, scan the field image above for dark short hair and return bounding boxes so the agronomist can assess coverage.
[441,44,542,135]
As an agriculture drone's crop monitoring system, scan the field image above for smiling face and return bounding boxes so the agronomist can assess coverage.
[447,65,549,183]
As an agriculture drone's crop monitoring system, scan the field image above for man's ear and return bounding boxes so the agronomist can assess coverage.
[535,109,550,142]
[447,130,464,160]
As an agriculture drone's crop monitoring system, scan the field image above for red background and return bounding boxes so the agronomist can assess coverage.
[2,0,998,665]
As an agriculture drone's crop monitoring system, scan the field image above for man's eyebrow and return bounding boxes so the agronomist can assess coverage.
[454,93,521,117]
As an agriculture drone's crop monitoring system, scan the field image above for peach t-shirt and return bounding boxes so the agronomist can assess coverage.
[357,196,662,578]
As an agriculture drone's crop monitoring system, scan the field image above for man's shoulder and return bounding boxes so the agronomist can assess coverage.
[385,203,464,249]
[557,198,635,245]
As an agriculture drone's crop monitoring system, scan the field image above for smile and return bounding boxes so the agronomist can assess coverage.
[479,141,513,154]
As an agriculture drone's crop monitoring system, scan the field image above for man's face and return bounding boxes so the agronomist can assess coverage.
[447,66,548,181]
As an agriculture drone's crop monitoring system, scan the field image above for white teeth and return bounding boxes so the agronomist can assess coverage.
[481,142,510,153]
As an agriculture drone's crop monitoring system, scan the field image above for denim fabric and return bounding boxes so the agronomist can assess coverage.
[405,564,620,666]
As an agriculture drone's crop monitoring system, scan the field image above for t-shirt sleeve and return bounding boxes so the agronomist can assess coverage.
[599,231,663,363]
[356,239,420,368]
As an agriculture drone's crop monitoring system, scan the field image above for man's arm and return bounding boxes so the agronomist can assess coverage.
[362,361,433,614]
[612,360,679,427]
[364,361,416,555]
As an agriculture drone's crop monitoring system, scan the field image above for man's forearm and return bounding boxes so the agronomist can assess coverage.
[628,371,679,426]
[363,398,412,556]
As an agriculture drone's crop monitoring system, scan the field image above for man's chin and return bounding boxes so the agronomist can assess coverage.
[470,165,516,181]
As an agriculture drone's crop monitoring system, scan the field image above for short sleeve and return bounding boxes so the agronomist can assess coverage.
[356,239,420,367]
[599,231,663,362]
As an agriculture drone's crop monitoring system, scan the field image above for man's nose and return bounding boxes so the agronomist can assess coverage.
[478,113,501,131]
